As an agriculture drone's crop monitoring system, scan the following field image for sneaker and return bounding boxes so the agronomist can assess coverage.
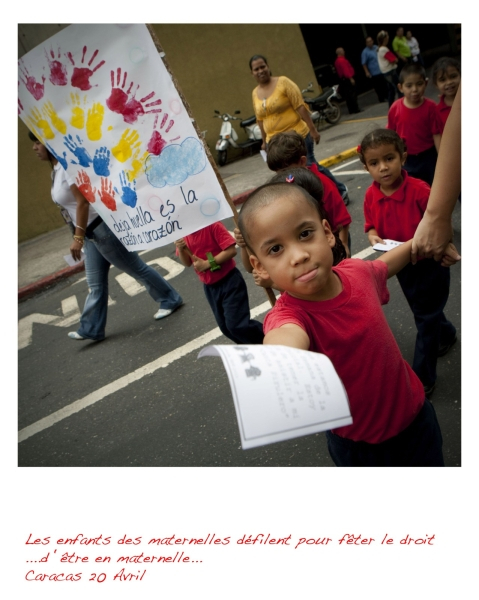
[423,383,436,399]
[438,336,457,357]
[154,302,183,320]
[341,187,350,206]
[68,331,85,340]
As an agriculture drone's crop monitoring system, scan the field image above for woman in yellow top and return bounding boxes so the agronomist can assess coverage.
[250,54,349,203]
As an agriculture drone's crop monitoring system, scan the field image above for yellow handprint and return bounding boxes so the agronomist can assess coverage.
[112,128,141,163]
[42,101,67,135]
[86,103,105,142]
[127,144,148,181]
[27,107,55,140]
[69,93,86,129]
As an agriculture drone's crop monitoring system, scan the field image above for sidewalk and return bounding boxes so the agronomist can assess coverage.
[18,88,388,300]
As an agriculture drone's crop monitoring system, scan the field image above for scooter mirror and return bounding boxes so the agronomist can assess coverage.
[235,110,241,114]
[214,110,220,114]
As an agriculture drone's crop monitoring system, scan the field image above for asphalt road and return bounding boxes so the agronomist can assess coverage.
[18,157,462,467]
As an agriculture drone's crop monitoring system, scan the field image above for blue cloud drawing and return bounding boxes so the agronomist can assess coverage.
[145,137,206,188]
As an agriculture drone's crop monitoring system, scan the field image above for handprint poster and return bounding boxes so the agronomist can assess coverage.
[18,23,233,250]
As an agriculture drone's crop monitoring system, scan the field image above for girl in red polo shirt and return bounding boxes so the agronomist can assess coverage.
[358,128,457,399]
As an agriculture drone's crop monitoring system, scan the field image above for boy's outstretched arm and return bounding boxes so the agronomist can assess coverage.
[377,240,413,278]
[379,239,460,278]
[264,323,310,350]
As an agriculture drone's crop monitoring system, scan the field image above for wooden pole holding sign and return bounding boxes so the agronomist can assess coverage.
[146,24,276,308]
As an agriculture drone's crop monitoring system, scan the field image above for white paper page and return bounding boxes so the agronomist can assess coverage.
[372,239,404,252]
[63,253,85,267]
[260,149,268,162]
[199,345,352,449]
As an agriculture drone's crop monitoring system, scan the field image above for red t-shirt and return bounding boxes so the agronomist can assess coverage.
[177,222,236,285]
[334,55,355,79]
[363,170,430,241]
[307,164,352,231]
[437,95,452,127]
[387,97,443,154]
[263,259,424,444]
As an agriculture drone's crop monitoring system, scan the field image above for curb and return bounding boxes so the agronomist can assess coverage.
[18,150,357,301]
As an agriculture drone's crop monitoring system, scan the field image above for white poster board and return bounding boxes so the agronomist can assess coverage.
[18,24,233,250]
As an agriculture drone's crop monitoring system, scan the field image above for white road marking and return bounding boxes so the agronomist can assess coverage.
[18,245,375,442]
[115,257,185,296]
[331,158,361,171]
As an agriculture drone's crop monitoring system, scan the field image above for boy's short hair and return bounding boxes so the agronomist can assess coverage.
[399,63,426,83]
[239,182,319,251]
[358,128,406,164]
[266,131,306,171]
[431,56,461,83]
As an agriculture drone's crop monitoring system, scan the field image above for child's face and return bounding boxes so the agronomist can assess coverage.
[398,73,427,106]
[248,192,339,302]
[363,143,406,194]
[435,66,460,101]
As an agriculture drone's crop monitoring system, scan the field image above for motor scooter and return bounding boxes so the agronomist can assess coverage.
[214,110,262,166]
[302,83,342,127]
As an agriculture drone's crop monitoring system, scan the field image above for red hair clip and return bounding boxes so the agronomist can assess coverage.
[356,144,362,154]
[285,174,295,183]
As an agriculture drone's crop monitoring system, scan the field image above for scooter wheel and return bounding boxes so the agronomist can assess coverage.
[217,150,227,166]
[325,99,341,125]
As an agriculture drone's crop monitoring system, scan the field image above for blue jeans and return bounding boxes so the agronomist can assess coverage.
[304,133,347,197]
[77,222,183,340]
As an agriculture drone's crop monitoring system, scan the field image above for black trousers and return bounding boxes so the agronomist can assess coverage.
[339,78,359,114]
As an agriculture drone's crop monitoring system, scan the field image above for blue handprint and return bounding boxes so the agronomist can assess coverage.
[46,143,68,170]
[63,134,93,167]
[115,171,137,208]
[93,146,111,176]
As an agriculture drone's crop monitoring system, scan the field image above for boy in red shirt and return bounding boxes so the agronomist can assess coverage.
[238,181,459,466]
[387,63,443,185]
[175,223,264,344]
[359,128,457,398]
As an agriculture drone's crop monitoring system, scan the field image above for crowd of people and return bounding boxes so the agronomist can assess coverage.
[28,26,461,467]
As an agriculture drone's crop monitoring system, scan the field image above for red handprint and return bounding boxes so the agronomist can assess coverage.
[45,46,68,86]
[18,60,45,101]
[97,177,117,211]
[76,170,96,204]
[106,68,163,124]
[67,46,105,91]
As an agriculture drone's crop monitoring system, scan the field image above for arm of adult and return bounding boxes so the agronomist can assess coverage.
[411,83,461,263]
[297,104,320,144]
[70,184,91,262]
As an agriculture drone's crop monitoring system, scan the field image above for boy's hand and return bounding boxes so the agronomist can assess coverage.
[175,238,187,250]
[252,270,273,289]
[440,242,461,267]
[368,233,385,246]
[191,255,210,273]
[234,227,246,248]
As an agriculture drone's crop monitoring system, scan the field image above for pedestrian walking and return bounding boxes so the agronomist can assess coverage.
[29,131,183,342]
[361,36,388,102]
[334,47,361,114]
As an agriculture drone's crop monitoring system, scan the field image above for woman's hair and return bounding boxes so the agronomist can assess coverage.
[377,30,389,46]
[28,130,55,166]
[249,54,268,70]
[266,131,307,171]
[431,57,461,84]
[357,129,406,164]
[239,180,346,266]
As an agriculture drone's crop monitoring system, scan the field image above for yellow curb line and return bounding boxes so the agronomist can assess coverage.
[319,147,358,168]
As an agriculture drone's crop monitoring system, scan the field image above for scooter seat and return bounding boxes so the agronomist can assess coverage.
[305,89,332,105]
[240,115,256,127]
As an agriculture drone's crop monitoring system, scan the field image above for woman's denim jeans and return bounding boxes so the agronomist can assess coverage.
[304,133,347,197]
[77,222,182,340]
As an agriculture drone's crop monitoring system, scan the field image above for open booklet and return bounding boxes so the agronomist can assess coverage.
[198,345,352,449]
